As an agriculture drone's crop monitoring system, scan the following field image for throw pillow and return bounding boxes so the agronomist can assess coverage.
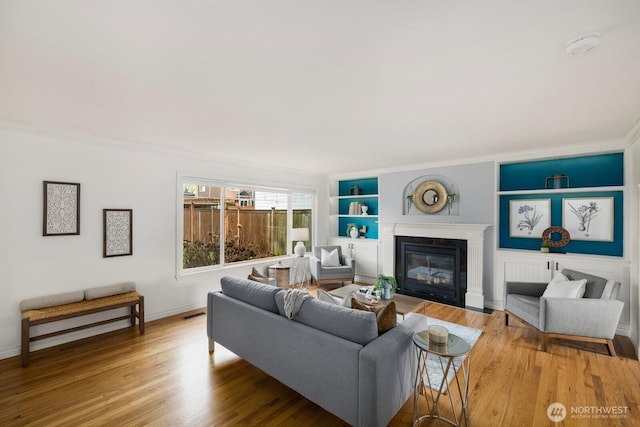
[251,267,268,278]
[248,274,271,285]
[321,248,340,267]
[351,299,397,334]
[542,273,587,298]
[340,290,358,308]
[317,289,339,305]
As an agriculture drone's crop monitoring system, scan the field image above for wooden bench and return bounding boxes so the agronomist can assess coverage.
[21,291,144,367]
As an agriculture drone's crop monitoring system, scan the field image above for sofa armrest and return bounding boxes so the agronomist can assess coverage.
[342,255,355,270]
[504,281,547,301]
[309,256,322,277]
[358,313,429,427]
[541,297,624,339]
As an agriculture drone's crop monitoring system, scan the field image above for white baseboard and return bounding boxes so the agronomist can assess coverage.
[0,303,203,362]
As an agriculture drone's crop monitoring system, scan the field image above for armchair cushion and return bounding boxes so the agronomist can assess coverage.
[541,273,586,298]
[321,248,341,267]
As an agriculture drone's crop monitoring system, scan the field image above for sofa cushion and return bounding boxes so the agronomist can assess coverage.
[351,299,398,334]
[275,292,378,345]
[221,276,280,313]
[19,290,85,311]
[84,282,137,300]
[542,273,586,299]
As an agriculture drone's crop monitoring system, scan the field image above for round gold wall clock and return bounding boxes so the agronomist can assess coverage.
[412,180,448,214]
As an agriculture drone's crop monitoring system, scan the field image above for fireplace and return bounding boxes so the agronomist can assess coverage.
[381,222,490,310]
[395,236,467,307]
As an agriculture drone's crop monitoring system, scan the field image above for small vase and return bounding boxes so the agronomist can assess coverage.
[350,226,359,239]
[381,283,392,300]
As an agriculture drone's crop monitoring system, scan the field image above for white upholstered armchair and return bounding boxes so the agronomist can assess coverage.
[309,245,355,286]
[504,269,623,356]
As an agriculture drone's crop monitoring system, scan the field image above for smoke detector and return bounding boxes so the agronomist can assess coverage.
[566,33,600,55]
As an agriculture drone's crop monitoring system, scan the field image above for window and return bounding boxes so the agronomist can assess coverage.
[179,176,314,275]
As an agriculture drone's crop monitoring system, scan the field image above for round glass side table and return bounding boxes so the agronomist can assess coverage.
[413,330,472,427]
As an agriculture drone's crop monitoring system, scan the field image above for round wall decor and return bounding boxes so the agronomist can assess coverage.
[412,180,448,214]
[542,226,571,248]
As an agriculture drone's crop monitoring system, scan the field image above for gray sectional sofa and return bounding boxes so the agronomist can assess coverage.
[207,276,431,427]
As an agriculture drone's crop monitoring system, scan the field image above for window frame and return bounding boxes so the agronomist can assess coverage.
[176,172,315,277]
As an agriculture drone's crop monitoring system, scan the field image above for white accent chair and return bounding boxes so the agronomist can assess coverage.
[309,245,355,286]
[504,269,623,356]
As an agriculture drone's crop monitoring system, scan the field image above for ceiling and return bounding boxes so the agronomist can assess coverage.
[1,1,639,175]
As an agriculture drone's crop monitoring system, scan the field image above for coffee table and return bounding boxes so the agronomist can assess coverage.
[328,284,427,317]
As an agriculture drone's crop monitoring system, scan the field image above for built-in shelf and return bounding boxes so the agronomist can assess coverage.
[330,176,379,239]
[498,152,624,257]
[497,186,623,196]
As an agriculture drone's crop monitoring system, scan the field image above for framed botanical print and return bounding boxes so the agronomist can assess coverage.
[103,209,133,257]
[509,199,550,238]
[562,197,613,242]
[43,181,80,236]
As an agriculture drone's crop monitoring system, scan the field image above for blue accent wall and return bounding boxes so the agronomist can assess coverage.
[338,177,378,195]
[499,191,623,256]
[499,152,624,256]
[500,152,623,191]
[338,216,379,239]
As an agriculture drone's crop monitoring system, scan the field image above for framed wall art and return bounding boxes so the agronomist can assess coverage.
[103,209,133,257]
[509,199,550,238]
[43,181,81,236]
[562,197,613,242]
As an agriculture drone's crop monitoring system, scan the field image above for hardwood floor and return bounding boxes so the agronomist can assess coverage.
[1,294,638,426]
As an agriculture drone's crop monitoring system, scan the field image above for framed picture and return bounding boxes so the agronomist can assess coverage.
[563,197,613,242]
[103,209,133,257]
[43,181,81,236]
[509,199,550,238]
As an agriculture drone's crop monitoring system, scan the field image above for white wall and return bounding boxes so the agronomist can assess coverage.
[629,126,640,356]
[0,125,328,359]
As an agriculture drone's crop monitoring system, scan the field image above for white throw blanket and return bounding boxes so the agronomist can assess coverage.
[283,289,312,319]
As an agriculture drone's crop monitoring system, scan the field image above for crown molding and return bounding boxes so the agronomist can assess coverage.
[330,138,628,179]
[626,118,640,145]
[0,120,325,179]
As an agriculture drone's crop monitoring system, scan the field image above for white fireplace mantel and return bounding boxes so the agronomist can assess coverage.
[380,222,491,310]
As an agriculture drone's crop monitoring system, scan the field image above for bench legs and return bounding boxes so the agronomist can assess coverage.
[21,318,30,367]
[131,296,145,334]
[21,297,145,367]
